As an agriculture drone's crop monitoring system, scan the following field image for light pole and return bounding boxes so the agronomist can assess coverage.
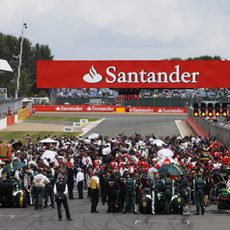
[15,23,27,99]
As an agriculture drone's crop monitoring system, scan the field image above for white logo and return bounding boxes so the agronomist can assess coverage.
[56,107,61,111]
[83,66,103,83]
[158,108,163,113]
[87,106,92,111]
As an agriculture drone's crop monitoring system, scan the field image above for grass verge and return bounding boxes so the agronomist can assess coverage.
[26,116,98,122]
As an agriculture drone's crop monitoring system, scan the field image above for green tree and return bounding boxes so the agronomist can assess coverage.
[0,32,54,98]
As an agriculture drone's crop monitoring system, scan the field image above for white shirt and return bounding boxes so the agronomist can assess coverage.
[227,179,230,189]
[0,168,3,179]
[33,173,50,187]
[82,156,92,166]
[76,171,84,185]
[102,146,111,156]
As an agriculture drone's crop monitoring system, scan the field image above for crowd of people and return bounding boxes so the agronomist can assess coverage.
[56,88,229,99]
[56,88,118,99]
[0,133,230,219]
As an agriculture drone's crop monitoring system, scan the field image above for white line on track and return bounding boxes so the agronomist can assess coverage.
[175,120,184,138]
[139,220,206,224]
[81,118,106,136]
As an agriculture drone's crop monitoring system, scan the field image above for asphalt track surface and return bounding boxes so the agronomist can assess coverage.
[33,113,187,137]
[0,190,229,230]
[2,113,229,229]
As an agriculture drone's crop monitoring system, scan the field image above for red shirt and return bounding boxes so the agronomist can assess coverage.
[223,155,230,165]
[110,161,117,170]
[5,144,12,157]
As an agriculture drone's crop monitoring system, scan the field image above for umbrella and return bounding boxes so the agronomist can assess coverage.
[12,141,23,151]
[158,164,184,176]
[2,161,26,174]
[41,150,57,161]
[150,139,165,147]
[157,148,174,159]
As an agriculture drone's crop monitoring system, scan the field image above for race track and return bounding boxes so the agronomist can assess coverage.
[0,190,229,230]
[33,113,187,137]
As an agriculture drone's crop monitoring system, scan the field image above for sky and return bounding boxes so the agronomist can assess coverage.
[0,0,230,60]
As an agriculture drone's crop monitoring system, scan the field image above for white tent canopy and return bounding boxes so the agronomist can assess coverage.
[0,59,13,72]
[39,137,59,144]
[22,97,33,102]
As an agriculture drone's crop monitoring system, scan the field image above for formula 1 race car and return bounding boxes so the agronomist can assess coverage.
[217,187,230,213]
[139,193,152,214]
[170,193,183,214]
[139,191,184,214]
[0,179,27,208]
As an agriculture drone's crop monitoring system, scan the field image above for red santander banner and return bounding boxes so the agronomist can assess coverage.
[33,105,187,113]
[127,106,187,113]
[37,60,230,88]
[33,105,117,112]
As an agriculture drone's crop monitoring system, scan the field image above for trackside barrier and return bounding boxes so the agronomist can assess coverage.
[186,117,208,137]
[0,117,7,130]
[32,105,187,113]
[116,107,126,113]
[187,108,230,147]
[33,105,117,112]
[127,106,187,113]
[6,115,15,126]
[18,107,31,121]
[14,114,18,123]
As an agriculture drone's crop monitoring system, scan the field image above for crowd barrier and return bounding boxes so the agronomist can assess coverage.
[6,115,15,126]
[0,117,7,130]
[18,107,32,121]
[0,107,32,130]
[33,105,187,114]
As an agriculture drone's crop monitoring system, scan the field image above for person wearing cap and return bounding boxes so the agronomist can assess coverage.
[54,174,73,221]
[66,161,75,199]
[90,172,100,213]
[123,172,137,214]
[76,168,84,199]
[147,165,158,215]
[193,172,206,215]
[33,170,50,210]
[163,173,174,215]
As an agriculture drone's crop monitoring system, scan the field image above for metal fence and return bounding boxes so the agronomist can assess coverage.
[188,108,230,147]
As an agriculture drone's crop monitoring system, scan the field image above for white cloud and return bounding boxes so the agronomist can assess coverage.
[0,0,229,59]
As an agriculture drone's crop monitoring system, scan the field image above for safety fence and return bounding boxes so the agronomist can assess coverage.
[187,108,230,147]
[33,105,187,114]
[0,107,32,130]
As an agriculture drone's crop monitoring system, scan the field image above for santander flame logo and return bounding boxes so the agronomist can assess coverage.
[83,66,103,83]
